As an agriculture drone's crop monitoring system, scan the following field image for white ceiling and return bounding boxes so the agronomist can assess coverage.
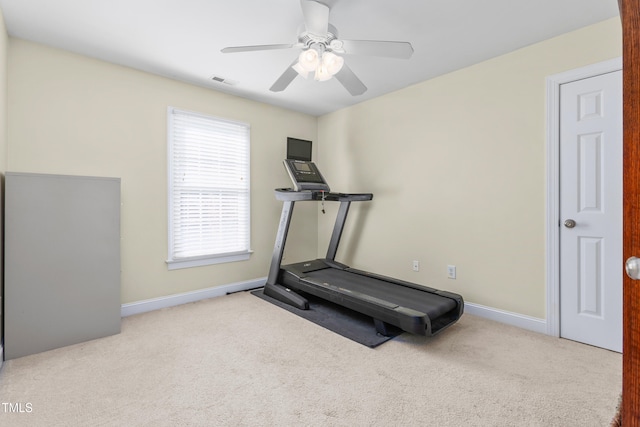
[0,0,620,116]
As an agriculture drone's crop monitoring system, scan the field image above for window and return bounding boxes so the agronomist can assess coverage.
[167,107,250,270]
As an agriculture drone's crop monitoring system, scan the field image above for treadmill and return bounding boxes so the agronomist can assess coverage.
[264,159,464,336]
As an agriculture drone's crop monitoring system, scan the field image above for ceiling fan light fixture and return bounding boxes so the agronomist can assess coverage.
[298,48,320,72]
[322,51,344,75]
[314,64,333,82]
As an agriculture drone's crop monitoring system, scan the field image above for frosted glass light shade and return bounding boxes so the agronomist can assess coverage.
[322,51,344,75]
[298,49,320,72]
[314,64,332,81]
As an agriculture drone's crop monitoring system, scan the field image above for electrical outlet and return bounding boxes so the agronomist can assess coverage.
[447,265,456,279]
[412,260,420,272]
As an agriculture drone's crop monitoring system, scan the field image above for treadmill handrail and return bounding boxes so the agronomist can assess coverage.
[274,189,314,201]
[275,188,373,202]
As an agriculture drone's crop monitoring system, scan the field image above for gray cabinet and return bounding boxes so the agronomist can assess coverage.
[4,172,121,360]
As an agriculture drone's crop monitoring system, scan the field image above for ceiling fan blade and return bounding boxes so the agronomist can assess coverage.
[221,44,295,54]
[270,60,300,92]
[300,0,330,37]
[339,40,414,59]
[334,63,367,96]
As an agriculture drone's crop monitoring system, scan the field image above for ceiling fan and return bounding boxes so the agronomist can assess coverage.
[221,0,414,96]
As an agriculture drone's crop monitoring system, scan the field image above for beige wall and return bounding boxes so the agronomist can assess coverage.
[4,17,623,320]
[7,39,318,304]
[317,18,622,319]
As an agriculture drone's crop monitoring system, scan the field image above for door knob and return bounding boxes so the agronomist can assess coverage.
[564,219,577,228]
[626,256,640,280]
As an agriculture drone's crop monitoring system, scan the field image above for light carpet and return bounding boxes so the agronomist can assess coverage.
[0,291,622,426]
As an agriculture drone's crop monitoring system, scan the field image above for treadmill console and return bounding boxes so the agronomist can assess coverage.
[283,159,330,192]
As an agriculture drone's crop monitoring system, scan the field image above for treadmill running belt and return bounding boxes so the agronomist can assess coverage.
[302,268,457,319]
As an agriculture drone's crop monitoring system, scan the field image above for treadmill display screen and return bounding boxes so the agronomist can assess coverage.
[294,162,311,172]
[283,159,330,192]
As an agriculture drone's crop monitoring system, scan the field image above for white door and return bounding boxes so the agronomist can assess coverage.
[559,70,622,352]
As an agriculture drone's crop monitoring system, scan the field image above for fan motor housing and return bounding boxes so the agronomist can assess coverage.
[298,23,340,50]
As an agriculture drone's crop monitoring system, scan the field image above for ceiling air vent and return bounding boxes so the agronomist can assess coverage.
[210,75,238,86]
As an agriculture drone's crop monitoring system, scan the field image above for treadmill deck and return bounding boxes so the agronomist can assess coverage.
[277,260,463,336]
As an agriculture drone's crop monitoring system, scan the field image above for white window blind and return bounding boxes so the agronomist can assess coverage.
[167,107,250,270]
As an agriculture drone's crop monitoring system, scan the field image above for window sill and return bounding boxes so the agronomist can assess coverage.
[166,251,252,270]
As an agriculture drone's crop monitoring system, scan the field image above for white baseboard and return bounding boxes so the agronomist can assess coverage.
[464,302,547,335]
[121,277,266,317]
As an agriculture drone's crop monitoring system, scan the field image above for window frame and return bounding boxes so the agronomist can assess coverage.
[166,107,251,270]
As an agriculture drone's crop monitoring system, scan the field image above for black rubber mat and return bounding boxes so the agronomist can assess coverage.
[251,288,402,348]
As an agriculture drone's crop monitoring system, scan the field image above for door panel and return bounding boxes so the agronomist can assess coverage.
[559,70,622,352]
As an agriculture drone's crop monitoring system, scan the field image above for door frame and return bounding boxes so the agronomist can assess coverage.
[545,57,622,337]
